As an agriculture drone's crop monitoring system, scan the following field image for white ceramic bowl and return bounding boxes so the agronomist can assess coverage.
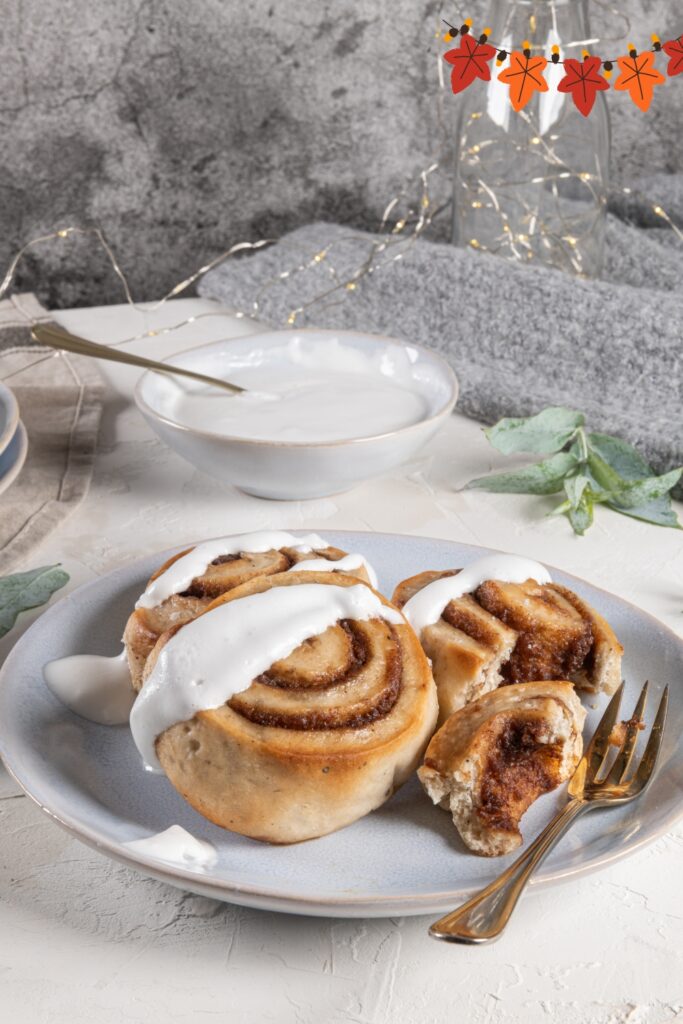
[135,329,458,500]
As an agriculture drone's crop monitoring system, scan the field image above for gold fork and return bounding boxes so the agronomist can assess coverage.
[430,679,669,944]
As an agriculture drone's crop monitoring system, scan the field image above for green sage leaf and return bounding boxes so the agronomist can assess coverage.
[586,451,628,493]
[609,468,683,509]
[485,407,585,456]
[608,498,682,529]
[563,473,590,509]
[568,489,594,535]
[588,432,652,481]
[466,451,578,495]
[587,436,681,528]
[0,565,70,639]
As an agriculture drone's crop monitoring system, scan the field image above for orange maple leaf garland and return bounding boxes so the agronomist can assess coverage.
[444,31,497,93]
[662,35,683,77]
[558,56,610,116]
[498,47,548,111]
[441,18,683,113]
[614,48,666,111]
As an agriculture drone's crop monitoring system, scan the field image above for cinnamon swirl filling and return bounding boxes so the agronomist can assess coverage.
[228,620,403,730]
[180,548,295,598]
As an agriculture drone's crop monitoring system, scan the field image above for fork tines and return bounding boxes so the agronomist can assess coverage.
[585,680,668,794]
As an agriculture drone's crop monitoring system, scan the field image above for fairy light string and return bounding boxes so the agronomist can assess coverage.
[0,13,681,379]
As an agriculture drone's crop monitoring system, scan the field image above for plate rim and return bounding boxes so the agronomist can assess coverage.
[0,419,29,496]
[1,529,682,917]
[0,379,19,456]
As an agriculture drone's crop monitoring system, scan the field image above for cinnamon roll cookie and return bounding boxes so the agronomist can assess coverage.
[418,681,585,856]
[130,570,438,843]
[394,554,622,722]
[124,531,378,691]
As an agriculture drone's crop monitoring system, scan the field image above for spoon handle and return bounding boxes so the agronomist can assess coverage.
[31,324,245,395]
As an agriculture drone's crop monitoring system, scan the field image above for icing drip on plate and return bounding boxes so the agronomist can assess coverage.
[123,825,218,870]
[43,650,135,725]
[130,582,404,771]
[402,554,552,635]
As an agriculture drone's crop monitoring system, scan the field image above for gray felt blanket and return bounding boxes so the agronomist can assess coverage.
[198,174,683,481]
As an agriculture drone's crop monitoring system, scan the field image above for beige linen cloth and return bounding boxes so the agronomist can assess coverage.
[0,294,104,574]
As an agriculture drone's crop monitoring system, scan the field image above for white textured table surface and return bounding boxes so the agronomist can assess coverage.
[1,300,682,1024]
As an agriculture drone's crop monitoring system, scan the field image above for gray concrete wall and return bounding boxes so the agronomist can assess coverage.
[1,0,680,307]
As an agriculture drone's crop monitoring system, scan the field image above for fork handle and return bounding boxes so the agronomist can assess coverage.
[430,798,587,944]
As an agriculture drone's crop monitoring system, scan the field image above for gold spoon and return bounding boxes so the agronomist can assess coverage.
[31,323,245,395]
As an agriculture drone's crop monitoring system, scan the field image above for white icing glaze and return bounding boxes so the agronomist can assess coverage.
[402,554,552,636]
[43,651,135,725]
[123,825,218,870]
[136,531,328,609]
[162,338,430,443]
[130,582,404,771]
[291,553,379,589]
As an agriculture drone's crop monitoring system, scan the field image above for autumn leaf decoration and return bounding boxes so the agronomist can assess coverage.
[497,43,548,111]
[441,18,683,113]
[614,45,666,111]
[662,35,683,77]
[444,27,497,94]
[558,55,610,116]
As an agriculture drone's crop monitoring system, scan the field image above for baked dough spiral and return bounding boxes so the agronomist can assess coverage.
[419,681,585,856]
[140,571,438,843]
[125,540,374,692]
[394,570,622,722]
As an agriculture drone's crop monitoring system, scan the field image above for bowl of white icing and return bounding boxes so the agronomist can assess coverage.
[135,329,458,499]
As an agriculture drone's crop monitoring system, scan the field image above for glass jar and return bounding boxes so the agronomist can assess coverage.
[452,0,611,277]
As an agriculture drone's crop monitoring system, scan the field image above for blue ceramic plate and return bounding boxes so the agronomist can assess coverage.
[0,380,19,456]
[0,532,681,918]
[0,419,28,496]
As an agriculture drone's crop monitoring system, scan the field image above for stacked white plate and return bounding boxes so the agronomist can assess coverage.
[0,381,28,496]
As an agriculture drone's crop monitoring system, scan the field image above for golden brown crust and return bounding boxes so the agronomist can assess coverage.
[124,543,372,692]
[475,579,594,683]
[418,681,585,856]
[391,570,622,718]
[549,584,624,695]
[146,571,439,843]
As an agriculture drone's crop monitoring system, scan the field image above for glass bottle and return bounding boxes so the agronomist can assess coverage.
[452,0,611,277]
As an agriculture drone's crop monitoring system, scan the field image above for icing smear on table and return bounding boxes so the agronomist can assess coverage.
[402,553,552,635]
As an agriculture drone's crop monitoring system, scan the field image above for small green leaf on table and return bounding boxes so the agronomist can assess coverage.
[485,407,585,455]
[466,407,682,535]
[587,432,652,480]
[610,496,682,529]
[0,565,70,639]
[567,488,595,535]
[608,468,683,509]
[466,451,578,495]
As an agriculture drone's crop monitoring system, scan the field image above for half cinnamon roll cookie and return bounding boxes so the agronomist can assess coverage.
[129,570,438,843]
[124,531,378,692]
[394,554,622,722]
[418,681,586,856]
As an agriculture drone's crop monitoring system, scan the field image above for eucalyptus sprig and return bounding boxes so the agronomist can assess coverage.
[466,407,682,535]
[0,565,70,639]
